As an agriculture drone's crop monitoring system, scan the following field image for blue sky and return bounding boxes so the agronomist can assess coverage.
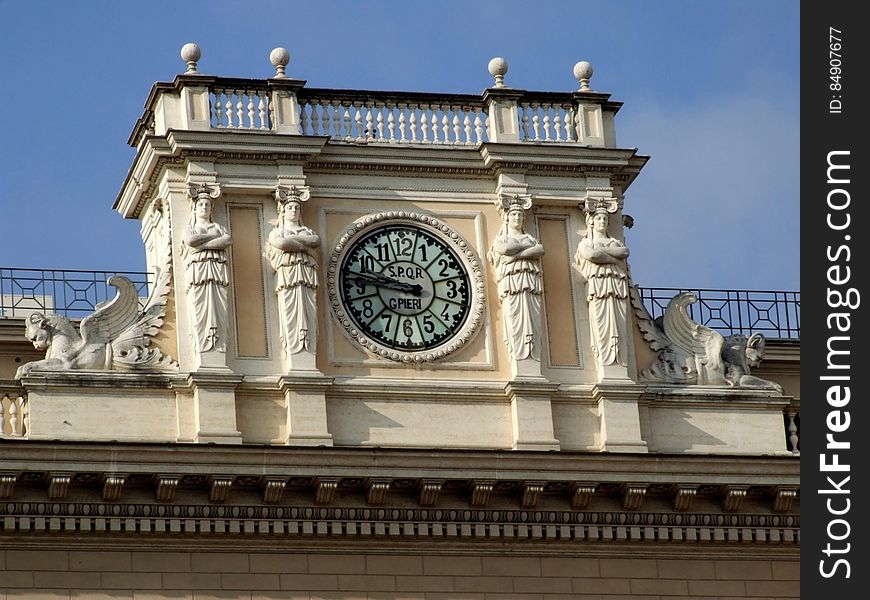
[0,0,798,291]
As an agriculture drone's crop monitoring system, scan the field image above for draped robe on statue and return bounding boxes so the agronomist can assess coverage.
[577,237,629,367]
[491,233,543,361]
[265,225,319,355]
[183,225,230,353]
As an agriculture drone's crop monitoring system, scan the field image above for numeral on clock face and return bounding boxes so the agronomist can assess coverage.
[340,223,471,351]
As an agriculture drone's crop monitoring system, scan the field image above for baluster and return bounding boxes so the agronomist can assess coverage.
[398,103,407,142]
[441,106,459,144]
[9,397,18,436]
[225,91,235,128]
[553,109,562,142]
[343,102,353,141]
[452,109,461,144]
[565,105,576,141]
[543,107,552,142]
[23,396,29,436]
[258,96,268,129]
[474,109,484,143]
[235,90,245,128]
[370,103,380,141]
[332,100,343,139]
[311,100,320,135]
[1,394,6,434]
[430,105,439,144]
[246,93,255,128]
[420,108,429,143]
[520,105,530,140]
[365,102,375,142]
[212,91,224,128]
[463,108,472,144]
[386,104,395,142]
[299,101,310,135]
[320,101,332,136]
[531,104,541,141]
[409,105,418,143]
[354,102,364,141]
[786,409,799,453]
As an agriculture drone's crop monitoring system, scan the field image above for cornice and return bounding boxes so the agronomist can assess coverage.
[0,500,798,548]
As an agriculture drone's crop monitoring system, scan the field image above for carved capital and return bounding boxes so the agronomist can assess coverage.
[315,478,338,505]
[156,476,180,502]
[622,484,647,510]
[470,481,495,507]
[367,480,391,506]
[673,485,698,512]
[48,474,71,500]
[101,474,127,502]
[723,486,748,512]
[772,487,799,513]
[571,483,596,510]
[209,476,233,503]
[419,480,443,507]
[263,478,288,504]
[0,473,17,499]
[521,481,546,508]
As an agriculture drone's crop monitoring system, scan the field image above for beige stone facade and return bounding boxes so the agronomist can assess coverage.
[0,49,799,599]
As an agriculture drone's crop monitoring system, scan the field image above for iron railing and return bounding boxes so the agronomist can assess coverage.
[0,269,800,339]
[0,268,151,318]
[636,287,800,339]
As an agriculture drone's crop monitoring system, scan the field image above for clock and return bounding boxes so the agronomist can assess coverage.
[327,211,485,362]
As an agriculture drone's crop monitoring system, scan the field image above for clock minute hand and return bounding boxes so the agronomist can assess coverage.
[348,271,422,296]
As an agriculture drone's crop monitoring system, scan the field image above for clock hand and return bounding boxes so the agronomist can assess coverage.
[347,271,423,296]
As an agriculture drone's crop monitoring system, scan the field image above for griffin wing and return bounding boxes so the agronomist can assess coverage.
[661,292,726,385]
[78,276,141,347]
[111,265,178,372]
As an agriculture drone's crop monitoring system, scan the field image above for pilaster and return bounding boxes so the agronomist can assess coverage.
[593,381,648,453]
[187,371,243,444]
[277,374,334,446]
[504,380,560,451]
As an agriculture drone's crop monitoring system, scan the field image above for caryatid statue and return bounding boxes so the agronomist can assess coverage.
[264,185,320,359]
[488,194,545,363]
[574,197,630,371]
[182,183,232,353]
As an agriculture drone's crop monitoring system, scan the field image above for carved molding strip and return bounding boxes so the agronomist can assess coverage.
[0,502,800,546]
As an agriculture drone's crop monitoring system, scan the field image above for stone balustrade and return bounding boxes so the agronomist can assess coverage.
[130,45,619,149]
[1,386,27,437]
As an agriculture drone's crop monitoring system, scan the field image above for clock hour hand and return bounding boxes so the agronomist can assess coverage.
[347,271,423,296]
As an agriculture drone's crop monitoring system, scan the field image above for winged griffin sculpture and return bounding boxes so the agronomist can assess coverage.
[15,271,177,378]
[633,290,782,392]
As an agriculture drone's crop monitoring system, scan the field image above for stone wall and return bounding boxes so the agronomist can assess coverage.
[0,550,799,599]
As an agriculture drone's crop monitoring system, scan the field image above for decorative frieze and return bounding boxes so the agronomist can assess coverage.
[0,500,800,546]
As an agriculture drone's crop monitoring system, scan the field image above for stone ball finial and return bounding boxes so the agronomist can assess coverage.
[270,47,290,79]
[573,60,594,91]
[487,57,508,88]
[181,43,202,75]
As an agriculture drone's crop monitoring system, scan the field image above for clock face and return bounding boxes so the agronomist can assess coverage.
[328,212,484,362]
